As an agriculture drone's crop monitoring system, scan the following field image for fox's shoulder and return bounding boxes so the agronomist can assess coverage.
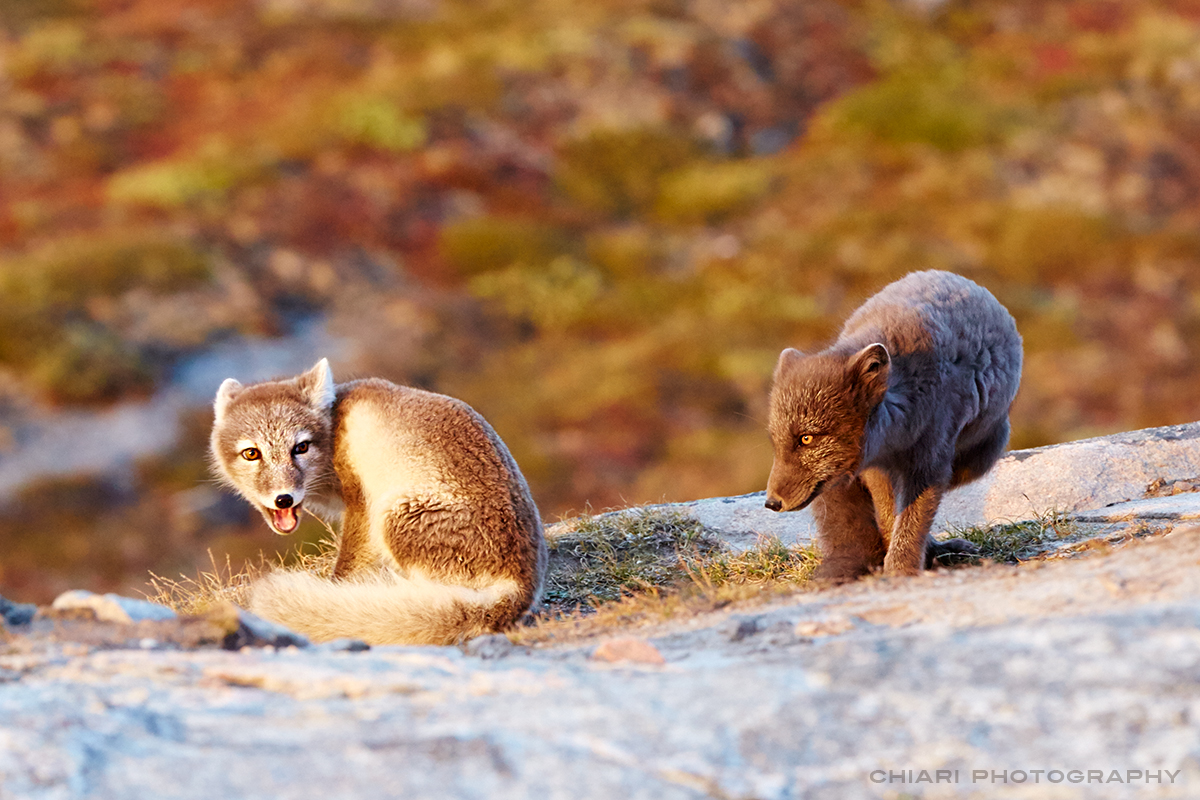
[332,379,498,459]
[335,379,477,421]
[841,270,1016,355]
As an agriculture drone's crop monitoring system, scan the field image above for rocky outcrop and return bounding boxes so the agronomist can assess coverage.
[2,423,1200,799]
[571,421,1200,551]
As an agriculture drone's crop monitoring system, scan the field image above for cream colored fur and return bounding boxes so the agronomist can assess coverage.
[211,359,547,647]
[249,569,523,646]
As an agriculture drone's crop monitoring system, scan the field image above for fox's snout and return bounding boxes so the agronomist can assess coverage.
[765,457,830,513]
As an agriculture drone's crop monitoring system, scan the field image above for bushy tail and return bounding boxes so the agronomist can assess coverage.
[248,570,527,646]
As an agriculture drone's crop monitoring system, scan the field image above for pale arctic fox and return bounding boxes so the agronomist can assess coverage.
[210,359,547,645]
[765,270,1022,580]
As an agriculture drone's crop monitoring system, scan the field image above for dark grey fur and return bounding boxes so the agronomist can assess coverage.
[766,270,1023,580]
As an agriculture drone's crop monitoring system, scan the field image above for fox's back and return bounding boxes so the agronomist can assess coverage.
[841,270,1022,458]
[333,380,525,505]
[840,270,1019,366]
[331,379,545,584]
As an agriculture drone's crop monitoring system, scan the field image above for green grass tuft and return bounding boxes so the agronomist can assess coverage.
[941,509,1078,564]
[543,508,724,611]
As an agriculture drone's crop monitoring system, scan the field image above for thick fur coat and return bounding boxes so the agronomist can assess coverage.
[211,360,547,645]
[765,270,1023,579]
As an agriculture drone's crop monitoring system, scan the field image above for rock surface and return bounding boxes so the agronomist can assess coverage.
[3,423,1200,799]
[560,421,1200,551]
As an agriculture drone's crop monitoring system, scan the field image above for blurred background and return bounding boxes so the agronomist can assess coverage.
[2,0,1199,603]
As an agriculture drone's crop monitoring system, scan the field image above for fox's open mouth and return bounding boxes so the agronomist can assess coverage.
[268,503,303,534]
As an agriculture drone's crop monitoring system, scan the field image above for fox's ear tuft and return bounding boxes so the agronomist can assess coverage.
[848,343,890,404]
[214,378,243,423]
[299,358,335,412]
[773,348,804,380]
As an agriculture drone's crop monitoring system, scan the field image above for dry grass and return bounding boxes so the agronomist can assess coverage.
[144,507,818,644]
[518,508,819,645]
[541,508,725,612]
[145,531,339,615]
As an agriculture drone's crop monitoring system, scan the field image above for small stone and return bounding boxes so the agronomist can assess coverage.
[51,591,133,624]
[0,594,36,627]
[591,637,666,665]
[317,638,371,653]
[463,633,525,659]
[227,608,310,650]
[727,616,764,642]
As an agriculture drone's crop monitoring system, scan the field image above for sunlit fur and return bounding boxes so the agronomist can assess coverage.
[210,359,547,645]
[766,271,1023,580]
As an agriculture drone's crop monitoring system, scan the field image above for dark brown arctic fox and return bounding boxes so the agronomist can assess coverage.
[765,270,1022,580]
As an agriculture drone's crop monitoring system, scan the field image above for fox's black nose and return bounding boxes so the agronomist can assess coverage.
[275,494,294,509]
[764,496,783,512]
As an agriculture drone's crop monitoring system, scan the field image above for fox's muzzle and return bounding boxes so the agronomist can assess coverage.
[764,479,825,513]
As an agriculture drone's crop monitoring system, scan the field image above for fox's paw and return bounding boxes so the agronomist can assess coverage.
[925,537,981,568]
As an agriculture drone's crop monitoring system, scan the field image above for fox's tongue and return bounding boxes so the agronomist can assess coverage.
[271,506,300,533]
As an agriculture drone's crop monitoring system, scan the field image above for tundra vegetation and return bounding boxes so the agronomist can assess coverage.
[2,0,1200,602]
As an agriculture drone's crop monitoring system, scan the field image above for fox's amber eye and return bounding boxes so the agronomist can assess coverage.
[240,447,261,461]
[799,434,814,446]
[292,441,310,455]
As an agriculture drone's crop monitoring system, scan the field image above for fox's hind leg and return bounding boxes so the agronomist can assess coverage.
[922,418,1013,568]
[812,476,887,583]
[951,417,1010,487]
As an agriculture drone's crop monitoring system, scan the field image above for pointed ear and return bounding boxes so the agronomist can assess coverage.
[847,343,890,405]
[298,358,335,412]
[214,378,243,423]
[773,348,804,381]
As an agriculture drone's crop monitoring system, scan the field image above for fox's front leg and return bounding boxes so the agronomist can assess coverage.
[812,476,887,583]
[331,475,374,580]
[882,484,945,577]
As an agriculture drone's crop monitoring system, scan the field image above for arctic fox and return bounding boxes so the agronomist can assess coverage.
[765,270,1022,580]
[210,359,547,645]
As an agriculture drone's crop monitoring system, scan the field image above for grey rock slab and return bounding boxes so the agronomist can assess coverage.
[1072,492,1200,523]
[937,421,1200,530]
[569,421,1200,550]
[2,606,1198,799]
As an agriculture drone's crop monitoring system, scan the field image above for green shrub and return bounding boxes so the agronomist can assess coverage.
[544,508,723,610]
[819,66,1005,153]
[439,216,567,276]
[990,207,1121,282]
[656,159,778,223]
[107,142,269,209]
[332,94,427,152]
[556,126,706,217]
[0,230,210,309]
[469,255,603,331]
[29,322,154,404]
